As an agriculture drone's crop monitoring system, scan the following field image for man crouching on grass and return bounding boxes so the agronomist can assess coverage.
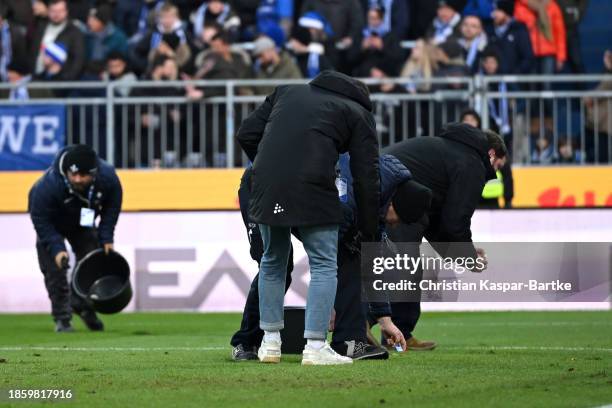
[230,153,433,361]
[28,145,122,333]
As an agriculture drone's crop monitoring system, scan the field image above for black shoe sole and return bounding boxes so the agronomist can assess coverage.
[231,354,259,361]
[79,314,104,331]
[331,342,390,361]
[352,348,389,361]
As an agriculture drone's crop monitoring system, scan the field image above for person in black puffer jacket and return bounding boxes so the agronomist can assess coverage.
[28,145,122,333]
[236,70,380,365]
[382,123,507,350]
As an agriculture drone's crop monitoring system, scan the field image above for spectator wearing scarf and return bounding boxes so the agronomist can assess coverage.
[351,5,403,77]
[426,0,463,45]
[476,47,511,138]
[458,15,488,74]
[289,11,335,78]
[367,0,410,40]
[129,0,164,44]
[0,17,12,81]
[0,5,27,82]
[130,3,190,75]
[36,41,68,81]
[192,0,241,41]
[0,58,53,102]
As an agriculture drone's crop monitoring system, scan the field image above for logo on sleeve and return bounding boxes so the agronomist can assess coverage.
[273,203,284,214]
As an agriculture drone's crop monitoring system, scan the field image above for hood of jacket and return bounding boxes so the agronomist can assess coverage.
[310,70,373,111]
[438,122,496,180]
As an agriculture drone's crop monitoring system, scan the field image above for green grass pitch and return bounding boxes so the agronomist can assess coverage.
[0,311,610,407]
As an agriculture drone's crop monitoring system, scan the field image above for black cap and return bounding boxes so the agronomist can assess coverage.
[62,144,98,175]
[7,58,30,76]
[494,0,515,16]
[392,180,432,224]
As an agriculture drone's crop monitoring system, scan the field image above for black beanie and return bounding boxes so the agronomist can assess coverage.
[495,0,515,17]
[392,180,433,224]
[89,4,112,26]
[62,145,98,175]
[7,58,30,76]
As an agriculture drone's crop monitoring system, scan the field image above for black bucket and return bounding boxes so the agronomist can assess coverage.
[72,249,132,314]
[280,306,306,354]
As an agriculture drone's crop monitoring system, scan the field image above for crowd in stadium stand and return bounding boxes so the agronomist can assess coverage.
[0,0,587,85]
[0,0,608,166]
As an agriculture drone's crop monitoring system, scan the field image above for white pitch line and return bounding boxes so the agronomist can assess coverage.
[429,322,612,327]
[0,346,226,352]
[0,345,610,352]
[445,345,612,353]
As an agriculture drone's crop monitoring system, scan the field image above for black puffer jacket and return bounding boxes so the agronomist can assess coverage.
[28,146,123,258]
[236,70,380,236]
[383,123,495,246]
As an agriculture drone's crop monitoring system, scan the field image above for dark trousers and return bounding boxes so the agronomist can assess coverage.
[230,247,294,348]
[36,228,99,321]
[385,221,426,340]
[331,249,367,344]
[565,33,585,74]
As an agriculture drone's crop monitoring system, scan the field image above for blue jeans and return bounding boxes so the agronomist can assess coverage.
[258,224,339,340]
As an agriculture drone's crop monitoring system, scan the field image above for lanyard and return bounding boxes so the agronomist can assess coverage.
[63,176,96,208]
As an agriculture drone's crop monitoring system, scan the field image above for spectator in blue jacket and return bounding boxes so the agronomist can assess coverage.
[28,145,123,333]
[85,5,129,65]
[256,0,294,37]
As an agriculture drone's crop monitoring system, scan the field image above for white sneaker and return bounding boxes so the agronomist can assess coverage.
[258,339,281,363]
[301,342,354,366]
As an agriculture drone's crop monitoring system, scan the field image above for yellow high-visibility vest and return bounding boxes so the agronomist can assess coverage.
[482,170,503,199]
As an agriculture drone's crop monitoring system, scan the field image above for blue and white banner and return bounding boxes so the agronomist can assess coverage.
[0,105,65,170]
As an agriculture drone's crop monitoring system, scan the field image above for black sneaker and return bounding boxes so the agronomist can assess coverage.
[55,319,74,333]
[231,344,258,361]
[78,310,104,331]
[331,340,389,360]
